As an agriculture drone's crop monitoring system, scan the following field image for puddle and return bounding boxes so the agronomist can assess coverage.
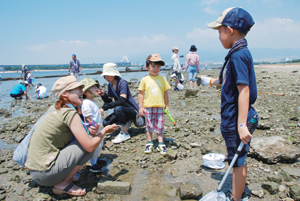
[214,130,221,136]
[211,115,221,120]
[181,101,186,106]
[0,139,18,150]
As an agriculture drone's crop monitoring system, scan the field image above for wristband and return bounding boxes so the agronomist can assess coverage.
[209,78,213,86]
[239,123,247,128]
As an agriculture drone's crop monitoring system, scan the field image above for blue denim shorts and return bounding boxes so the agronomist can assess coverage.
[188,65,197,82]
[221,121,258,167]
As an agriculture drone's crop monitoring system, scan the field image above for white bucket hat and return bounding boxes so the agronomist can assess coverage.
[101,63,121,77]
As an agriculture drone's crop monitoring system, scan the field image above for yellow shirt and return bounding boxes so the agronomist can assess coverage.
[138,75,170,108]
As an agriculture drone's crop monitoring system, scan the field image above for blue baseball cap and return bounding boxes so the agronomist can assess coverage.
[72,54,76,57]
[206,7,254,33]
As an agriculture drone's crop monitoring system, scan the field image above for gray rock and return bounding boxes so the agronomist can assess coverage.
[279,170,293,181]
[165,186,177,197]
[163,150,177,161]
[267,174,282,184]
[261,181,279,194]
[281,167,300,179]
[0,194,5,201]
[97,181,131,194]
[190,143,202,148]
[15,134,25,143]
[33,193,52,201]
[290,185,300,201]
[249,136,300,163]
[0,169,8,174]
[251,189,265,198]
[179,182,203,199]
[184,89,198,98]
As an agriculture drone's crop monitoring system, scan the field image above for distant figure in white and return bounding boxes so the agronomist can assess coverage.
[68,54,83,80]
[20,64,29,81]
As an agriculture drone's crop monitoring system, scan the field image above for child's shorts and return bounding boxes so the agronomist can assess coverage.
[144,107,164,134]
[221,121,258,167]
[28,79,32,84]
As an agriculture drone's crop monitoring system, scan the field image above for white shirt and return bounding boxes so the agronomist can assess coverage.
[82,99,104,158]
[37,86,47,98]
[172,53,181,72]
[27,73,33,79]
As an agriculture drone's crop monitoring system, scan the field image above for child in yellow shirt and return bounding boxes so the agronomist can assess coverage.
[138,53,171,154]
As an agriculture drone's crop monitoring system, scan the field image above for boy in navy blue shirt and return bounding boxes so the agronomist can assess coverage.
[205,7,259,201]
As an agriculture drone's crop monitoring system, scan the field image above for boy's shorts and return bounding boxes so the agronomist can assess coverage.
[144,107,164,134]
[175,71,182,80]
[221,121,258,167]
[28,79,32,84]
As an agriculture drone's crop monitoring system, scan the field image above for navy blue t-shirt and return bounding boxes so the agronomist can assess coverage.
[220,47,257,130]
[107,78,139,111]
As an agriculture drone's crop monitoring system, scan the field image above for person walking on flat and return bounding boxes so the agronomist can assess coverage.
[68,54,83,80]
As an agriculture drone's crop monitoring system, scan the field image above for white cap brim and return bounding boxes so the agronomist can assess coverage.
[206,21,223,29]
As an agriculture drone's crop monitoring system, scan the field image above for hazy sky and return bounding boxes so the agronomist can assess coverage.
[1,0,299,65]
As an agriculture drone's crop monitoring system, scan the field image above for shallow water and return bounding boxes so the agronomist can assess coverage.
[0,139,18,150]
[0,71,168,109]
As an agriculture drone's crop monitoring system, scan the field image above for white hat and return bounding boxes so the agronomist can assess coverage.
[203,153,225,169]
[101,63,121,77]
[172,46,179,51]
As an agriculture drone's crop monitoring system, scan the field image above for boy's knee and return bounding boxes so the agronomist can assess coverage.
[114,106,123,114]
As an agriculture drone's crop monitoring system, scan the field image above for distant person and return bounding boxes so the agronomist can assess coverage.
[26,71,34,88]
[138,53,171,155]
[0,75,2,85]
[35,83,48,99]
[20,64,28,81]
[184,45,200,89]
[10,81,28,100]
[205,7,258,201]
[100,63,138,144]
[68,54,83,80]
[171,46,184,91]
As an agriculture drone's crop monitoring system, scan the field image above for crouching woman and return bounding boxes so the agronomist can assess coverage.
[25,76,117,196]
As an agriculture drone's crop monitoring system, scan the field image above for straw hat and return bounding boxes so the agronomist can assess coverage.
[80,77,99,92]
[172,46,180,51]
[52,76,84,98]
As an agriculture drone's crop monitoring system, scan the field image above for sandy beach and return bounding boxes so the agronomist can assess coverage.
[0,64,299,200]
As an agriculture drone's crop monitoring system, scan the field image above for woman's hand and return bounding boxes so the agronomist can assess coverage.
[100,108,104,116]
[103,124,118,134]
[88,123,101,136]
[139,108,144,116]
[238,126,252,144]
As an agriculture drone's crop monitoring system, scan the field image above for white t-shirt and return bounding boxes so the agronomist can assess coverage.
[27,73,33,79]
[82,99,103,158]
[37,86,48,98]
[172,53,181,72]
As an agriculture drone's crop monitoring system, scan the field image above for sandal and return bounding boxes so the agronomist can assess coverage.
[52,183,86,196]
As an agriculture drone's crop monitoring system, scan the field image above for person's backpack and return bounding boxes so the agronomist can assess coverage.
[13,107,54,168]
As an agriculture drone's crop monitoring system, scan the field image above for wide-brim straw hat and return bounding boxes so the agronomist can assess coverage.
[52,76,84,99]
[101,63,121,77]
[80,77,99,92]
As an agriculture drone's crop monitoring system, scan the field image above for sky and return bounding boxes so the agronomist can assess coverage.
[1,0,300,65]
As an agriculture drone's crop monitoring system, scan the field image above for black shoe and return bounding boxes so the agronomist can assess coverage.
[90,164,102,173]
[174,87,179,91]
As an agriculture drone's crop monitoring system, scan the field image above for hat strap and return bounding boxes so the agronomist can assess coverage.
[87,88,97,98]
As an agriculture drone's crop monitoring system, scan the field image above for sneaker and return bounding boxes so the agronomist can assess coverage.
[225,190,250,201]
[112,131,131,144]
[144,143,154,154]
[157,144,167,155]
[97,158,107,166]
[90,164,102,173]
[174,87,179,91]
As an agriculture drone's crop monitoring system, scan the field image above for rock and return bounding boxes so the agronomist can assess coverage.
[190,143,202,148]
[14,134,25,143]
[281,167,300,179]
[279,185,286,192]
[154,156,167,164]
[279,170,293,181]
[179,182,203,199]
[97,181,131,194]
[105,141,114,149]
[0,169,8,174]
[290,116,299,121]
[0,194,5,201]
[184,89,198,98]
[165,185,177,197]
[9,122,19,131]
[290,185,300,201]
[163,150,177,161]
[33,193,52,201]
[125,67,132,72]
[261,181,279,194]
[248,136,300,163]
[267,174,282,184]
[251,189,265,198]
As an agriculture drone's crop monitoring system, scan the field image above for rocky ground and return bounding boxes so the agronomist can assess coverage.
[0,65,299,201]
